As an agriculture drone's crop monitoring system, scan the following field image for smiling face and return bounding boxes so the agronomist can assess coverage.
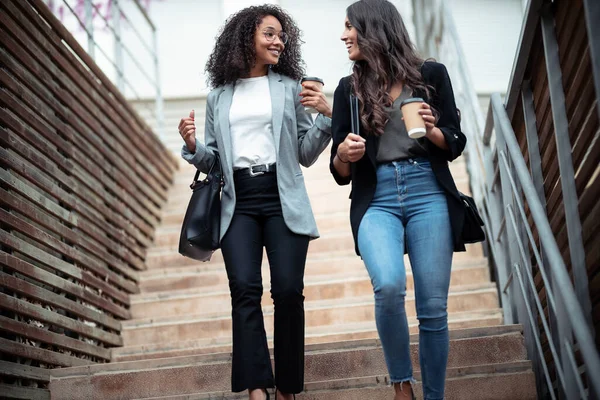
[254,15,285,68]
[341,17,362,61]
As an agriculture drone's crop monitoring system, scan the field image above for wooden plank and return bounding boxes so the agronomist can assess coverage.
[0,3,174,199]
[0,383,50,400]
[21,0,178,176]
[0,28,163,235]
[0,164,142,262]
[0,168,145,273]
[0,104,151,252]
[0,360,50,382]
[0,231,130,307]
[0,145,148,277]
[565,48,591,119]
[0,294,123,347]
[0,205,138,295]
[0,168,145,267]
[0,315,111,361]
[0,337,91,368]
[0,3,174,195]
[581,183,600,245]
[0,141,143,282]
[0,189,144,281]
[568,87,596,154]
[0,58,154,261]
[0,75,159,247]
[573,106,599,177]
[0,272,121,331]
[557,2,584,72]
[0,253,130,321]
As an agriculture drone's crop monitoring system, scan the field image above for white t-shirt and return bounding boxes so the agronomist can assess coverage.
[229,76,277,169]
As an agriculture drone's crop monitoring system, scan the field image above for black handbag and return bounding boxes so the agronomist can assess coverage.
[459,192,485,243]
[178,155,223,261]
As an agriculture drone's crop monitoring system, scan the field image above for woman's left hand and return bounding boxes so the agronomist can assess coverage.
[300,82,332,118]
[418,102,437,137]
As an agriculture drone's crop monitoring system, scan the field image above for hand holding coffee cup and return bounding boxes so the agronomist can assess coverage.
[400,97,427,139]
[300,77,332,117]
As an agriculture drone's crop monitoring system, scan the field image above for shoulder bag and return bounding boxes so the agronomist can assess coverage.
[178,155,223,261]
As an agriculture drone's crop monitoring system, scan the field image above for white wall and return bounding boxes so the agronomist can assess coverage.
[448,0,524,95]
[50,0,520,100]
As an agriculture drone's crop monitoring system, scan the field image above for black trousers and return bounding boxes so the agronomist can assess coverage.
[220,170,309,394]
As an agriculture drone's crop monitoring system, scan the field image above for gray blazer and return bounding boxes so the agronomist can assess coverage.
[182,69,332,240]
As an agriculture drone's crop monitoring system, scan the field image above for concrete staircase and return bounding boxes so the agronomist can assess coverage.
[49,152,536,399]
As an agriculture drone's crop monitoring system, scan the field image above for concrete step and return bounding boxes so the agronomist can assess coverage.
[131,266,493,319]
[144,234,485,269]
[121,286,499,346]
[154,212,350,248]
[144,367,535,399]
[137,258,489,295]
[112,316,506,362]
[50,326,530,399]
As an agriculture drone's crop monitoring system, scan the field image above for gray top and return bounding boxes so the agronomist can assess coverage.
[376,87,428,163]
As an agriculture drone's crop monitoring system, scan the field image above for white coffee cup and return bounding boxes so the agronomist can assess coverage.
[400,97,427,139]
[300,76,324,113]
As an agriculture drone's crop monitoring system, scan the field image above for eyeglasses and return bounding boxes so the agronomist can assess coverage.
[263,30,289,45]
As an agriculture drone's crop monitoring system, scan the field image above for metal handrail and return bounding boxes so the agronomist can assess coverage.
[49,0,164,140]
[490,93,600,398]
[411,0,600,398]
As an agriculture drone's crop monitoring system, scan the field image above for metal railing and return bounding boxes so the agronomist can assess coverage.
[412,0,600,398]
[44,0,165,139]
[487,93,600,399]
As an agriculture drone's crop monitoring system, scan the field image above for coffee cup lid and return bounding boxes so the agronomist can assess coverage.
[399,97,424,107]
[301,76,324,85]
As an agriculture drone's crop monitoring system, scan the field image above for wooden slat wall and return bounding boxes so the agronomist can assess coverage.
[510,0,599,395]
[0,0,178,397]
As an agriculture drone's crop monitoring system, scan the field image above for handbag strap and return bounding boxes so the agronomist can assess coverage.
[191,154,222,186]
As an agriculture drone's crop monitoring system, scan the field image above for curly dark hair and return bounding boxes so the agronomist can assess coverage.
[347,0,429,136]
[205,4,305,88]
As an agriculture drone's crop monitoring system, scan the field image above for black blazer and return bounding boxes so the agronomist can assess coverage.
[329,61,467,255]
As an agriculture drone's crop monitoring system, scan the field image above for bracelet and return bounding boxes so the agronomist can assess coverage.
[336,152,350,164]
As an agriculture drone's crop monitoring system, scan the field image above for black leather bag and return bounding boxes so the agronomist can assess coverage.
[459,192,485,243]
[178,155,223,261]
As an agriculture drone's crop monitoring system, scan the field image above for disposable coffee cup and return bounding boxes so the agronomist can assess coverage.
[400,97,426,139]
[301,76,324,114]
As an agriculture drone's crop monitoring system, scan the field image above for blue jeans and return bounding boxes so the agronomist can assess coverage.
[357,159,453,400]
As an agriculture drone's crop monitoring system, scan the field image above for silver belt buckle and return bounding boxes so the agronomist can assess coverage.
[249,163,265,177]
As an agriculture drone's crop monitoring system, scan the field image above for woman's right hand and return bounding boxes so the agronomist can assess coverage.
[337,133,366,163]
[178,110,196,153]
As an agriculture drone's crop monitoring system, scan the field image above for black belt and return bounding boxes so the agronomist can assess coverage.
[234,163,276,177]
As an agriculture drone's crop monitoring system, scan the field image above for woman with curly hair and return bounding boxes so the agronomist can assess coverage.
[178,4,332,400]
[330,0,467,399]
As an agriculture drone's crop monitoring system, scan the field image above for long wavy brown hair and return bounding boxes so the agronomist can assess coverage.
[347,0,428,136]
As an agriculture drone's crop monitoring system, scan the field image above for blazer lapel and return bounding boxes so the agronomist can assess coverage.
[217,84,234,171]
[268,70,285,154]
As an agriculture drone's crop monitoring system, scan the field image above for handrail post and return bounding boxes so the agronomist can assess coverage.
[493,108,518,324]
[540,3,592,331]
[84,0,94,59]
[153,28,164,141]
[112,0,124,92]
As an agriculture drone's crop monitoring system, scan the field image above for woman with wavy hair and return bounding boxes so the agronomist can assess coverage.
[178,5,332,400]
[330,0,467,399]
